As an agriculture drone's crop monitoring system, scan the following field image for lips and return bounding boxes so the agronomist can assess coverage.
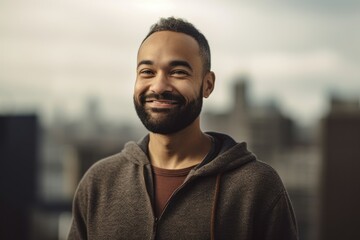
[140,92,185,107]
[145,99,179,109]
[146,99,178,104]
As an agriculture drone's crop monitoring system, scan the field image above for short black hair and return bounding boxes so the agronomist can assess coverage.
[142,17,211,73]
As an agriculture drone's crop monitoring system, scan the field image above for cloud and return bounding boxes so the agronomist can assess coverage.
[1,0,359,126]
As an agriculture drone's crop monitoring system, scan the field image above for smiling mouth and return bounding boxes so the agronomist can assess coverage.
[145,99,180,108]
[140,92,185,108]
[146,99,179,105]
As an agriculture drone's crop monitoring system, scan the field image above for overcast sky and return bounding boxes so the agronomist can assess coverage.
[1,0,359,126]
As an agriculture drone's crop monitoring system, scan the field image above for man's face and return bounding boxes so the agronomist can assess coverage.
[134,31,205,134]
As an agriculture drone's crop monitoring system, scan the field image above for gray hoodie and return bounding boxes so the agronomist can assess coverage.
[68,132,298,240]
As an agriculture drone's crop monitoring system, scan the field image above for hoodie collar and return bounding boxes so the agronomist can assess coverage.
[123,132,256,176]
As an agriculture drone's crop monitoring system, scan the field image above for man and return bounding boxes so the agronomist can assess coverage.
[68,17,298,240]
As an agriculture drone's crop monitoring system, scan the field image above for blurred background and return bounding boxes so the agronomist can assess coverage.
[1,0,359,239]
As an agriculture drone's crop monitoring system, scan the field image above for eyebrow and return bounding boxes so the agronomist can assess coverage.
[137,60,193,71]
[137,60,153,69]
[169,60,193,71]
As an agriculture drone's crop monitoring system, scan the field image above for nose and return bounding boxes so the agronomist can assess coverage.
[149,72,172,94]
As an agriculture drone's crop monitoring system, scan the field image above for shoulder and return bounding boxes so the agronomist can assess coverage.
[84,152,128,180]
[76,141,149,192]
[245,160,285,193]
[223,160,287,204]
[239,160,284,186]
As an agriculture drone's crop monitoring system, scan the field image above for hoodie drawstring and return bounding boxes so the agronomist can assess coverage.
[211,173,222,240]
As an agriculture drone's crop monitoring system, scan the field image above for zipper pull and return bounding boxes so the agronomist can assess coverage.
[151,217,158,240]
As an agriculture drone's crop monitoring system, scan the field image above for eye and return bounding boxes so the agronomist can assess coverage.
[171,69,190,77]
[139,69,155,77]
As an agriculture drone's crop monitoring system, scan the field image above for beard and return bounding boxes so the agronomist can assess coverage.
[134,89,203,134]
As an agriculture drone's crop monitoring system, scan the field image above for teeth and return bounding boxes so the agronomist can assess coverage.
[146,100,177,104]
[145,99,178,104]
[156,100,176,104]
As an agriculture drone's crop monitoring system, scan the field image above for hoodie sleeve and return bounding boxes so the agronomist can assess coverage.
[260,190,299,240]
[67,176,89,240]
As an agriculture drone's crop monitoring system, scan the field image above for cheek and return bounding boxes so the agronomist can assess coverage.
[176,84,201,101]
[184,80,202,96]
[134,80,147,97]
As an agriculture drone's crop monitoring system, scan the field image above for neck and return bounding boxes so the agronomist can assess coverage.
[148,118,212,169]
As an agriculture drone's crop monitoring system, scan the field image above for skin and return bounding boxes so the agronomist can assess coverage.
[134,31,216,169]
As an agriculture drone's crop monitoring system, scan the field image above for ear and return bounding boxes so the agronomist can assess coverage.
[202,71,215,98]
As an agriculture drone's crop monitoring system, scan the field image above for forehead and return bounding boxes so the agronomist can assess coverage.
[137,31,201,64]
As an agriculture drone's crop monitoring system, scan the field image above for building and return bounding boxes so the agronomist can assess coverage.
[202,77,295,164]
[0,115,39,240]
[319,96,360,240]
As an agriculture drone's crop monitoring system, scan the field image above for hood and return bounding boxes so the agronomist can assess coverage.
[121,132,256,177]
[191,132,256,177]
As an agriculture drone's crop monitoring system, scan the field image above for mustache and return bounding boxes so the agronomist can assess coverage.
[140,92,186,105]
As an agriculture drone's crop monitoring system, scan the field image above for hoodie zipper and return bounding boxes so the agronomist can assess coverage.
[151,217,158,240]
[142,164,159,240]
[152,175,195,237]
[145,165,193,240]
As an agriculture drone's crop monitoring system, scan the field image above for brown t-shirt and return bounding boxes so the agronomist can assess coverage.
[152,135,220,218]
[152,165,195,218]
